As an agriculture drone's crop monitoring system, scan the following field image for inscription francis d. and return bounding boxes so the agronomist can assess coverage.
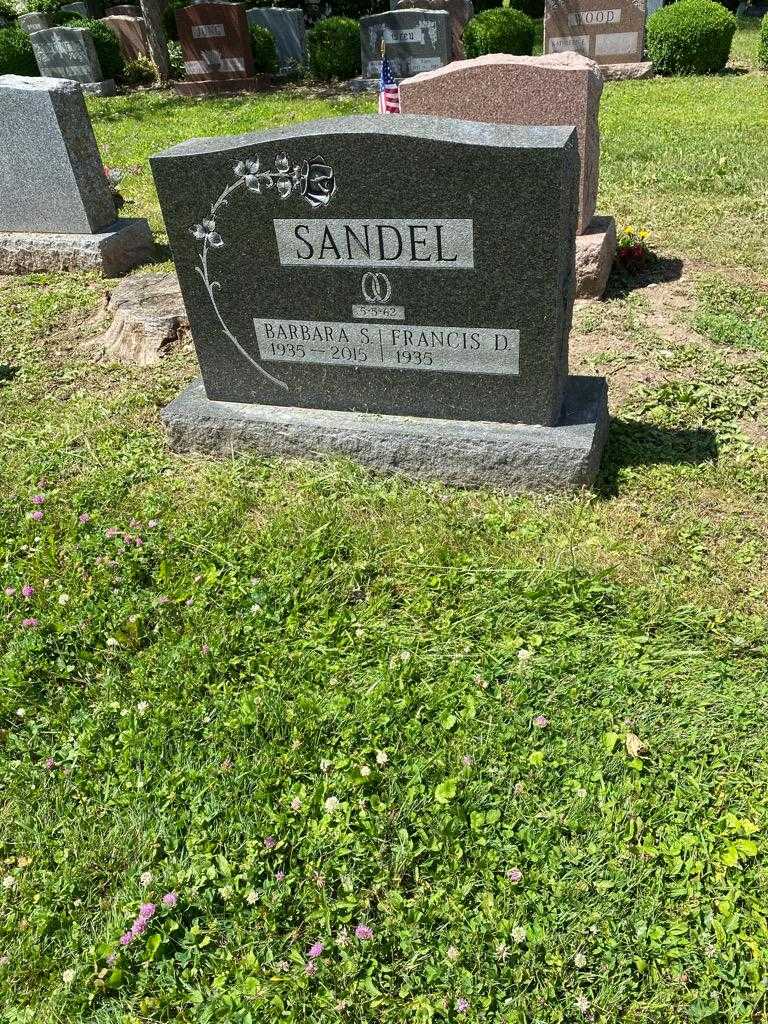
[254,318,519,375]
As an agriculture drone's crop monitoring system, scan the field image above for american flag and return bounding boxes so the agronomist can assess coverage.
[378,51,400,114]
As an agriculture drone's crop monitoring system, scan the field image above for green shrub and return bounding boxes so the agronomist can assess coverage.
[307,16,359,80]
[463,6,536,58]
[646,0,736,74]
[62,16,124,79]
[0,24,37,74]
[507,0,544,19]
[0,0,18,23]
[167,37,184,76]
[249,22,277,73]
[122,53,157,85]
[35,0,66,16]
[758,13,768,71]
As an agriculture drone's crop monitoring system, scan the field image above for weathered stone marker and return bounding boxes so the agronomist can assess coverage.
[175,0,267,95]
[399,52,617,298]
[101,13,151,61]
[152,116,607,490]
[0,75,153,275]
[30,26,116,95]
[18,11,50,33]
[246,7,306,69]
[359,9,450,82]
[544,0,650,74]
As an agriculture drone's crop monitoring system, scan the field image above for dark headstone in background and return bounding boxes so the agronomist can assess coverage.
[246,6,306,69]
[151,115,579,427]
[359,9,450,81]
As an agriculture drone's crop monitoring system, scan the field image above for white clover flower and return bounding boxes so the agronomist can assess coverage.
[136,701,149,715]
[62,969,75,986]
[140,870,153,886]
[375,750,388,766]
[511,926,526,944]
[360,765,371,777]
[574,952,587,968]
[58,594,70,606]
[2,876,16,890]
[324,796,339,813]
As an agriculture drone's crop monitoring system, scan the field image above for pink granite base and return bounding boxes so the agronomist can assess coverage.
[601,62,654,81]
[575,215,616,300]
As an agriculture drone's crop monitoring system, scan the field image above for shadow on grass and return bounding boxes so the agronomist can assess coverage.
[0,365,19,384]
[596,417,717,497]
[606,254,684,300]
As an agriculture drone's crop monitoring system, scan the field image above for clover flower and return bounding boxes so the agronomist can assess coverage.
[162,891,178,908]
[264,836,276,850]
[307,942,324,959]
[455,998,469,1013]
[290,797,302,811]
[31,511,43,522]
[119,931,133,946]
[304,960,317,976]
[533,715,550,728]
[139,903,156,920]
[21,618,38,629]
[192,219,223,248]
[506,868,523,883]
[355,924,373,941]
[78,513,91,524]
[4,587,15,596]
[21,585,34,598]
[31,495,44,505]
[324,796,339,813]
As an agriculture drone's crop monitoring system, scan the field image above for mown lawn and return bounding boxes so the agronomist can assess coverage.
[1,26,768,1024]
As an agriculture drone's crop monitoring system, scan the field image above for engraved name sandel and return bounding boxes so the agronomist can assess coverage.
[274,218,474,269]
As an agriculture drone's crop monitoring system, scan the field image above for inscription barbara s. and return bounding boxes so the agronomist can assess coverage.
[254,318,519,375]
[594,30,638,54]
[274,219,474,269]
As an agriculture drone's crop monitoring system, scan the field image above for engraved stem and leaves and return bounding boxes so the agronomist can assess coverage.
[192,152,337,390]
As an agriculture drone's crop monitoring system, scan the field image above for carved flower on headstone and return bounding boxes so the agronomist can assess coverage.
[234,159,263,192]
[299,159,336,209]
[192,218,223,247]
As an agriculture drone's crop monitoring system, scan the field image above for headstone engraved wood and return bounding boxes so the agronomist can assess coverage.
[29,26,116,95]
[399,52,617,298]
[0,75,154,275]
[153,115,608,491]
[246,7,306,70]
[359,9,450,82]
[544,0,651,76]
[175,0,269,95]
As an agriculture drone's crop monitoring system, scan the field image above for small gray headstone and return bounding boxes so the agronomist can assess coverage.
[61,0,99,16]
[246,7,306,69]
[151,115,580,428]
[18,11,50,33]
[0,74,115,234]
[104,4,142,14]
[359,9,450,80]
[30,27,106,86]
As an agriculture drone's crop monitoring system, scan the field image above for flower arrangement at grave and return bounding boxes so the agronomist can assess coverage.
[616,225,649,271]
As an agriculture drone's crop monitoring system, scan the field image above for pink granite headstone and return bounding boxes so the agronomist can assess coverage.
[101,14,150,61]
[399,52,602,235]
[544,0,646,67]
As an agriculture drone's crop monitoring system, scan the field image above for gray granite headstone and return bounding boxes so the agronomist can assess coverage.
[18,11,50,33]
[360,9,450,81]
[246,7,306,68]
[30,27,107,87]
[61,0,100,17]
[151,115,578,427]
[0,74,116,234]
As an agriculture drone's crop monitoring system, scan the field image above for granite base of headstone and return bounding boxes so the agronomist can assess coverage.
[174,0,271,95]
[151,115,608,491]
[246,7,306,71]
[399,52,617,299]
[18,11,50,33]
[600,61,654,79]
[101,14,151,62]
[0,75,153,276]
[30,27,117,94]
[352,9,450,88]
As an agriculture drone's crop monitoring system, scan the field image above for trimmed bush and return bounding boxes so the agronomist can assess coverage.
[463,7,536,58]
[167,38,184,77]
[62,16,124,79]
[122,54,157,85]
[307,16,359,80]
[508,0,544,19]
[646,0,736,75]
[0,24,37,75]
[250,23,278,73]
[758,13,768,71]
[35,0,67,16]
[163,0,186,41]
[0,0,18,22]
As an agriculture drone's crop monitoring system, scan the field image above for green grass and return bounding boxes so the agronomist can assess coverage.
[2,26,768,1023]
